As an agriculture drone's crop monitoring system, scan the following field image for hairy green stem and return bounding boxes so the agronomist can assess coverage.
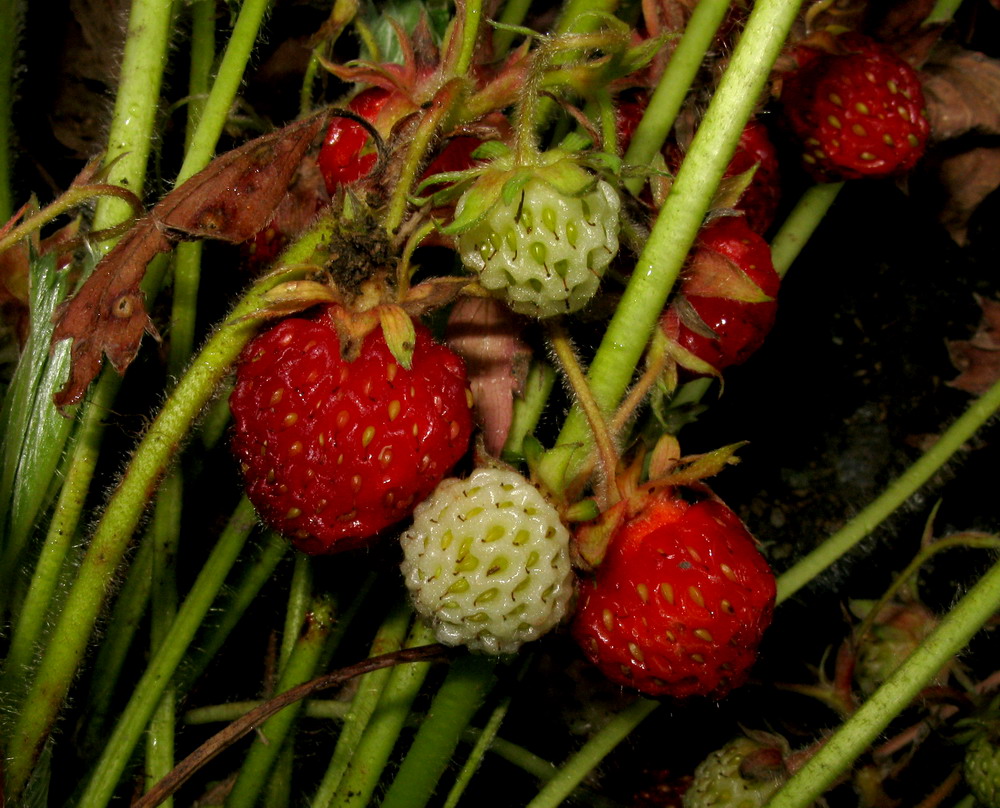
[76,496,260,808]
[380,654,501,808]
[4,223,330,800]
[175,0,273,186]
[312,598,413,808]
[766,558,1000,808]
[503,361,556,461]
[327,620,437,808]
[91,0,175,232]
[145,472,183,807]
[525,697,659,808]
[540,0,802,489]
[622,0,732,195]
[554,0,617,34]
[175,532,290,693]
[776,373,1000,604]
[492,0,533,55]
[770,182,844,278]
[443,691,513,808]
[455,0,483,76]
[225,593,337,808]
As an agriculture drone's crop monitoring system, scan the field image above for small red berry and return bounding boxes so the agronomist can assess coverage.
[661,216,780,375]
[229,309,474,554]
[572,491,775,699]
[780,33,930,181]
[318,87,393,191]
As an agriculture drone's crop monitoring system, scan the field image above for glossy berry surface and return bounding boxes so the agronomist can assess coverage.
[572,492,775,698]
[318,87,392,191]
[780,33,930,181]
[230,310,474,554]
[400,468,574,654]
[662,216,780,374]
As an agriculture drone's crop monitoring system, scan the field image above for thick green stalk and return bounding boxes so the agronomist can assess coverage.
[525,697,659,808]
[91,0,175,232]
[766,558,1000,808]
[145,472,183,808]
[622,0,732,195]
[775,372,1000,604]
[540,0,802,488]
[769,182,844,277]
[380,654,501,808]
[492,0,533,55]
[225,594,337,808]
[4,229,328,801]
[312,598,414,808]
[176,532,290,693]
[327,621,437,808]
[76,496,259,808]
[176,0,273,185]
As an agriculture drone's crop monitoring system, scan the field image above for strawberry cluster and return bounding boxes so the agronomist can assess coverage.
[223,17,934,704]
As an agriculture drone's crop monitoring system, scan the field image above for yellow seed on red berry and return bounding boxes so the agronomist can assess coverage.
[388,400,401,420]
[283,412,298,427]
[688,586,705,608]
[629,642,644,662]
[694,628,713,642]
[286,507,302,519]
[661,582,675,604]
[361,426,375,447]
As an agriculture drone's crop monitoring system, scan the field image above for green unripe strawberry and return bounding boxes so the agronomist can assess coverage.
[965,730,1000,807]
[448,148,621,319]
[400,467,574,654]
[683,735,789,808]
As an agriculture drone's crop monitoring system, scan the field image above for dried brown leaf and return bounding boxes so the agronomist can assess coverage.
[922,44,1000,141]
[933,146,1000,245]
[947,295,1000,394]
[51,112,333,406]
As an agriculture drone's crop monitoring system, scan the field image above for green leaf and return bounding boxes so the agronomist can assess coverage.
[0,250,79,565]
[441,170,508,235]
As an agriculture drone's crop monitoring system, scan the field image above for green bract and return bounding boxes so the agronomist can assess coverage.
[400,467,574,654]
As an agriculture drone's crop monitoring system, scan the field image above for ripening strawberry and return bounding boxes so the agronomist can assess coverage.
[660,216,780,376]
[451,148,621,318]
[572,491,775,699]
[683,735,790,808]
[319,87,394,191]
[965,729,1000,808]
[400,467,574,654]
[779,32,930,181]
[229,309,474,554]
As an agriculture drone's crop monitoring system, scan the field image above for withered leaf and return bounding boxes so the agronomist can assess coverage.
[932,146,1000,245]
[947,295,1000,395]
[682,250,772,303]
[51,111,333,406]
[52,220,170,407]
[445,297,532,457]
[922,44,1000,141]
[155,111,332,242]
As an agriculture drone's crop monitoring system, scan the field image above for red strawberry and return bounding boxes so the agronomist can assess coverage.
[319,87,395,191]
[779,32,930,181]
[725,120,783,235]
[660,216,780,376]
[572,490,775,699]
[229,309,474,554]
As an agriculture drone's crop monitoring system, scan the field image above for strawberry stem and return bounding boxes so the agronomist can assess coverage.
[546,320,622,506]
[621,0,733,196]
[766,557,1000,808]
[3,224,332,802]
[524,697,660,808]
[325,620,438,808]
[492,0,533,55]
[380,654,502,808]
[75,496,261,808]
[769,181,845,278]
[539,0,803,490]
[311,596,413,806]
[775,373,1000,604]
[225,591,338,808]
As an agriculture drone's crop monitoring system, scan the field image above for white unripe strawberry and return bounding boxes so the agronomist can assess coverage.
[448,149,621,319]
[400,468,573,654]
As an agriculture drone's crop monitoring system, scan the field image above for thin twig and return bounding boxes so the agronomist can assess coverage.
[132,645,451,808]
